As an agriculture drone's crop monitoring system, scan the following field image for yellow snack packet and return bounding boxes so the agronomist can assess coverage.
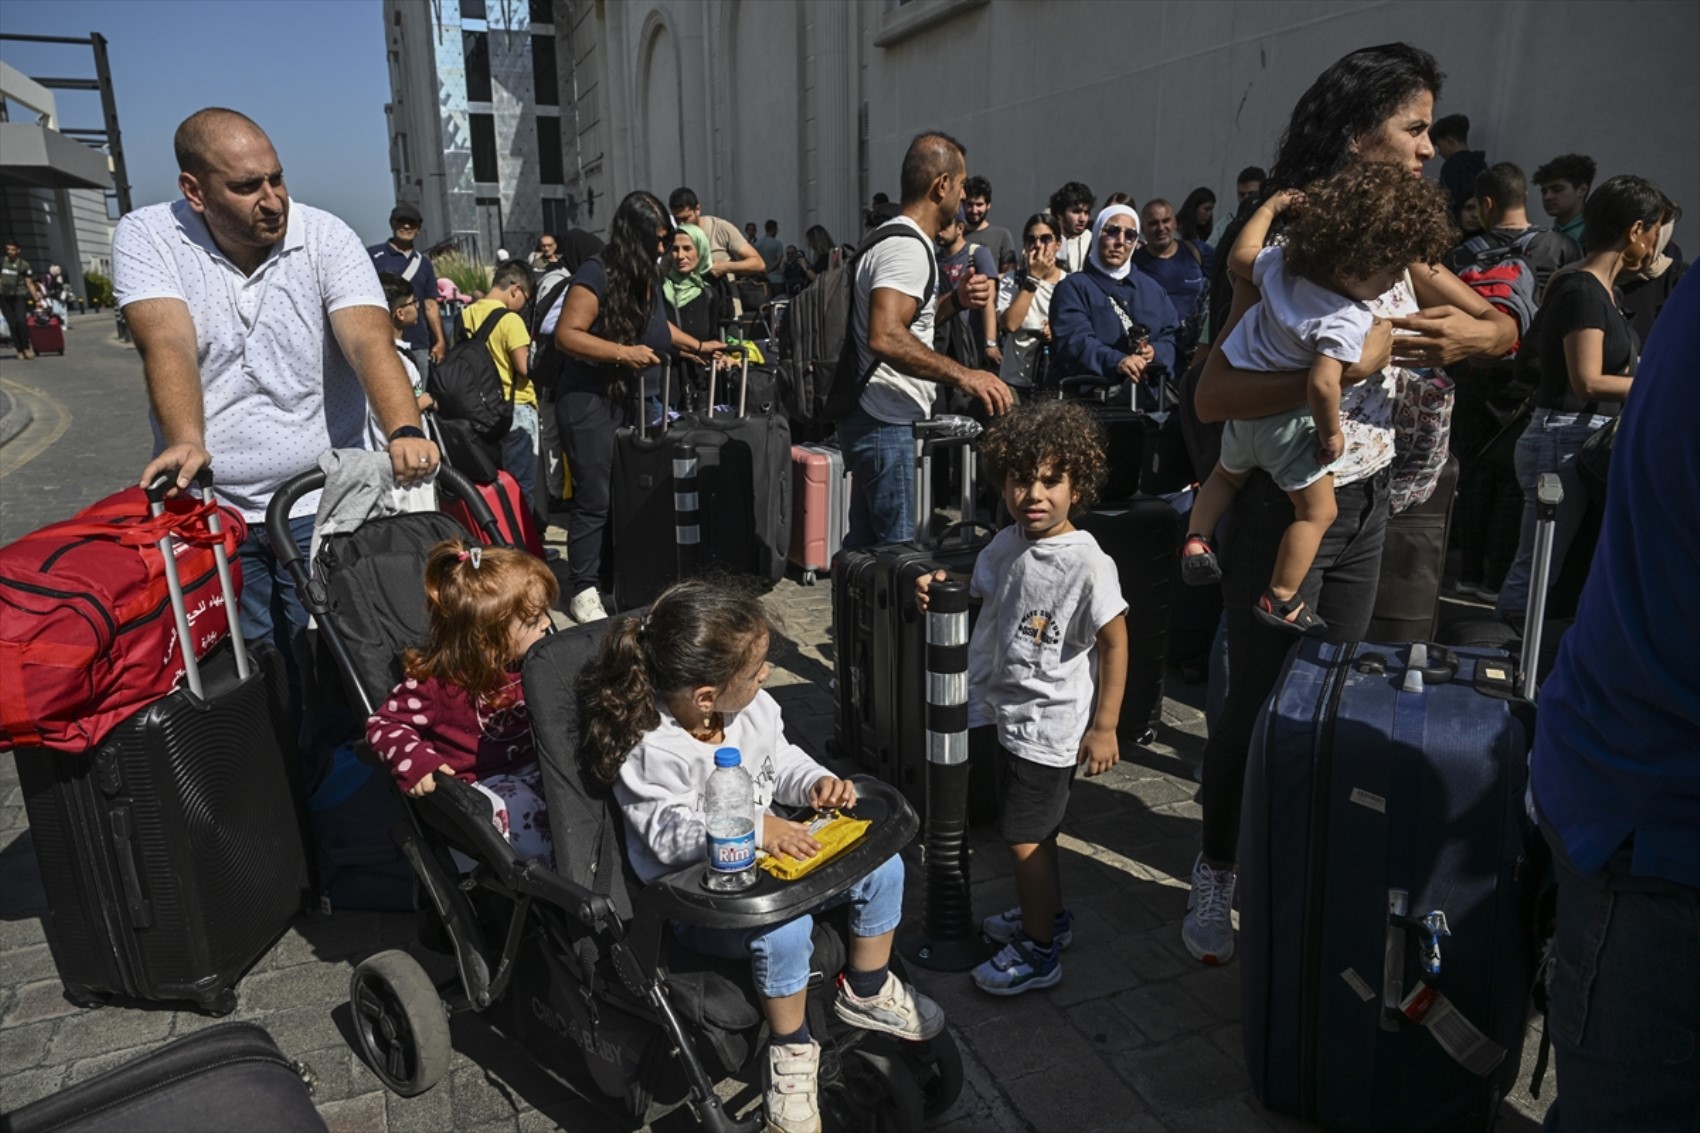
[758,810,871,881]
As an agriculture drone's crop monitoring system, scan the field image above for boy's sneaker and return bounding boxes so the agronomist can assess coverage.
[567,587,608,623]
[981,906,1074,950]
[971,935,1062,997]
[765,1038,821,1133]
[1182,853,1237,965]
[833,972,945,1041]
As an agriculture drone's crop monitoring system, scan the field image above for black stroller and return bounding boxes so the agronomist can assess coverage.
[267,467,963,1131]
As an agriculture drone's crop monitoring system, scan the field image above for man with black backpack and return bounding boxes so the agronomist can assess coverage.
[431,261,537,503]
[837,132,1011,549]
[1444,162,1581,601]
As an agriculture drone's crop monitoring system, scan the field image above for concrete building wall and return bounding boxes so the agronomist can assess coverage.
[566,0,1698,251]
[68,189,112,279]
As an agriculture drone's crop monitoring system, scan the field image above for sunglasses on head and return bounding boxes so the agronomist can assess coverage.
[1024,234,1056,246]
[1101,224,1138,243]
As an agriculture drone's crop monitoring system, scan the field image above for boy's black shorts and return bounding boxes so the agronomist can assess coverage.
[977,726,1074,845]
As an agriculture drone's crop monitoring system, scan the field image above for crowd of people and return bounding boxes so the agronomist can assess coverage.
[87,28,1695,1128]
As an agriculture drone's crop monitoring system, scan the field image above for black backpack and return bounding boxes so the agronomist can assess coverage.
[781,222,936,424]
[427,306,518,442]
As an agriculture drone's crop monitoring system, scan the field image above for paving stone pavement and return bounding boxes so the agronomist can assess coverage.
[0,320,1554,1130]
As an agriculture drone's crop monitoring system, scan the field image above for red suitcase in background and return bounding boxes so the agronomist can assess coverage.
[789,442,848,585]
[444,469,545,558]
[27,312,65,356]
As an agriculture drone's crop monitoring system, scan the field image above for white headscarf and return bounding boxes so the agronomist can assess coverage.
[1089,204,1140,280]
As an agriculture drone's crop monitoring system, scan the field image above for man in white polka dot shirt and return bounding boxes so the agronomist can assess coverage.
[114,107,437,724]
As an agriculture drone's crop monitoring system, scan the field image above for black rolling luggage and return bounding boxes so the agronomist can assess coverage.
[611,360,793,611]
[2,1022,327,1133]
[14,477,307,1014]
[832,418,996,817]
[1075,496,1183,744]
[1059,368,1192,501]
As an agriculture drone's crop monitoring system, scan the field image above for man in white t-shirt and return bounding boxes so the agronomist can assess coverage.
[116,108,434,719]
[841,131,1012,548]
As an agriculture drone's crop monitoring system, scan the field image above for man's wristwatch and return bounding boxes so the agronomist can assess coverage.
[388,425,427,442]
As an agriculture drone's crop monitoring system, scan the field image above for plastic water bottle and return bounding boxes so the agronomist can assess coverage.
[704,747,758,892]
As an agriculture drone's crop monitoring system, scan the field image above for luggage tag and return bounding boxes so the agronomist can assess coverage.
[1399,981,1508,1078]
[758,810,871,881]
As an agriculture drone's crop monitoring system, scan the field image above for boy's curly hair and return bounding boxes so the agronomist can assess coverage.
[977,399,1108,513]
[1282,163,1457,287]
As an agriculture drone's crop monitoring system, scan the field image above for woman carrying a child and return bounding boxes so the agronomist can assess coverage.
[1182,43,1517,967]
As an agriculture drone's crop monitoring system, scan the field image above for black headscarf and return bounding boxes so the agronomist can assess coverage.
[560,229,605,274]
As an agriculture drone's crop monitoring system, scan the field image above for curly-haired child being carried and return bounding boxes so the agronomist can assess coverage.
[917,399,1128,996]
[365,541,557,865]
[1181,163,1456,632]
[578,580,943,1133]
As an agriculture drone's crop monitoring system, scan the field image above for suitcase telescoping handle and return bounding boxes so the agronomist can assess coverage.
[1058,373,1140,411]
[635,359,671,440]
[912,415,982,545]
[1521,472,1563,699]
[145,468,251,695]
[703,349,753,420]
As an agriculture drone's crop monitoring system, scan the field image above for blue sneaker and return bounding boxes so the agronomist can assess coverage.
[980,906,1074,950]
[971,935,1062,996]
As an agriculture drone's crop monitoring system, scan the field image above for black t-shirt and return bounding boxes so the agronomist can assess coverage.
[1533,271,1638,413]
[562,256,673,399]
[1620,246,1687,345]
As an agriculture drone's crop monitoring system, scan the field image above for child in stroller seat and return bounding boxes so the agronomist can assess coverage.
[580,580,946,1133]
[365,539,557,866]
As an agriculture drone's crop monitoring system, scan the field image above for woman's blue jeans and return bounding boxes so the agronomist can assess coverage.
[672,853,905,999]
[1496,410,1612,620]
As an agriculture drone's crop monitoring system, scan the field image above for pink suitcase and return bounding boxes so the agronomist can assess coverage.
[789,443,848,585]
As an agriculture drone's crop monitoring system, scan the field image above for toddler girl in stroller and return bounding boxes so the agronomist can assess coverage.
[580,580,946,1133]
[366,539,556,865]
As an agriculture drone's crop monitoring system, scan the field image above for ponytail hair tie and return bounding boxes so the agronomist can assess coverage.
[457,546,483,569]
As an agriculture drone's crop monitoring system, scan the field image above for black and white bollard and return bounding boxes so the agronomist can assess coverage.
[674,441,700,580]
[901,579,992,971]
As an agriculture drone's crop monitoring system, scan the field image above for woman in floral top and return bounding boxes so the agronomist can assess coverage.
[1178,43,1516,968]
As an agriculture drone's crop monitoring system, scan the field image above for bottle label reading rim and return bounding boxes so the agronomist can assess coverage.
[708,830,756,873]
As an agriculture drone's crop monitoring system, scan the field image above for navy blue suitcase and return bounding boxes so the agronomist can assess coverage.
[1240,639,1535,1132]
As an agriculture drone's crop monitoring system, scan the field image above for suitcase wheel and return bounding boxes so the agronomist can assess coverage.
[350,949,452,1097]
[803,568,817,586]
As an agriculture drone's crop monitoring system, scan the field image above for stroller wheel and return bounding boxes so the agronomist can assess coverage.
[350,949,452,1097]
[905,1030,964,1119]
[821,1041,925,1133]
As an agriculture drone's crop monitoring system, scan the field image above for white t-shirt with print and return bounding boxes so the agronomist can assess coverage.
[967,526,1128,767]
[113,199,386,521]
[995,270,1066,388]
[853,216,940,424]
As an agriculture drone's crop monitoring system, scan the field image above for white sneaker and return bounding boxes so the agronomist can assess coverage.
[764,1038,821,1133]
[567,587,607,623]
[1182,853,1237,965]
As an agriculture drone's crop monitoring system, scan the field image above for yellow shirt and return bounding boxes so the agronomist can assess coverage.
[460,298,536,408]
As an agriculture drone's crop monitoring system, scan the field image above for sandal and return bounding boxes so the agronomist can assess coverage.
[1254,588,1327,636]
[1180,534,1222,586]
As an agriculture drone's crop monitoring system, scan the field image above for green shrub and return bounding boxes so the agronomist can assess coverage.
[434,251,491,296]
[84,269,114,308]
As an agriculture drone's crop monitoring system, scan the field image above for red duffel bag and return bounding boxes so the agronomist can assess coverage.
[0,482,247,753]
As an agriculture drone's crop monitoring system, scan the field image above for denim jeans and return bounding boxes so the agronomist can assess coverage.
[557,387,626,596]
[1543,841,1700,1132]
[839,405,913,550]
[672,853,905,999]
[501,402,540,508]
[1200,468,1390,863]
[1496,410,1610,620]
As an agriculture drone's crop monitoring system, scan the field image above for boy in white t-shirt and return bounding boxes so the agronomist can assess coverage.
[380,271,431,411]
[1180,165,1456,633]
[916,399,1127,995]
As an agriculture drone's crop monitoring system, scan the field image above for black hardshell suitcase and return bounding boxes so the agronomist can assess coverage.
[1075,496,1183,744]
[14,477,307,1014]
[832,419,996,817]
[1058,370,1192,501]
[1,1021,328,1133]
[611,364,684,611]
